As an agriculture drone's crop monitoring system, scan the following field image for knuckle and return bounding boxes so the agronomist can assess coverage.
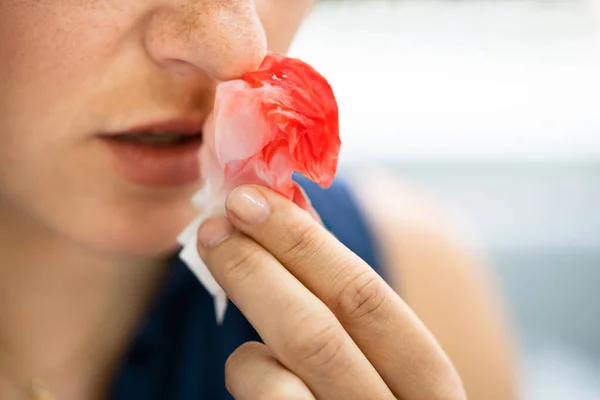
[220,245,263,286]
[279,221,324,264]
[283,310,346,370]
[335,271,389,322]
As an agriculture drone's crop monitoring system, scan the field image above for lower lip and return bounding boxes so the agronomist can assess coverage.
[100,135,203,187]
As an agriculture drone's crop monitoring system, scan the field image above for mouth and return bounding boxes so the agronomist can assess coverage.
[114,130,203,146]
[99,119,206,188]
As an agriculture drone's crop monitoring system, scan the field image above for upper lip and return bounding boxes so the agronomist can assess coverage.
[102,116,207,136]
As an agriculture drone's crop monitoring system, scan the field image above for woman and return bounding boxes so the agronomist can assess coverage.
[0,1,517,399]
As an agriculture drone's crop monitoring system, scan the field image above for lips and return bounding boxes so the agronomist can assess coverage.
[99,118,206,188]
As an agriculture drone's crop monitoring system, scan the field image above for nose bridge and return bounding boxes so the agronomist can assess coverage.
[145,0,267,81]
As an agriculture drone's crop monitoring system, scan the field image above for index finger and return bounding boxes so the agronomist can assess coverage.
[225,185,465,400]
[196,218,394,400]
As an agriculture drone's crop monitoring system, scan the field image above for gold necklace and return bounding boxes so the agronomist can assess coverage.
[0,365,56,400]
[27,379,56,400]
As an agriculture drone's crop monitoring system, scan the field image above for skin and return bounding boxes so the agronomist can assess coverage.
[0,0,516,399]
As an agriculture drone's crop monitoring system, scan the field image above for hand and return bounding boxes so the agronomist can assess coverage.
[196,185,466,400]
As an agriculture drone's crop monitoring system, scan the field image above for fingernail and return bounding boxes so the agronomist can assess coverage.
[227,186,270,224]
[198,218,233,248]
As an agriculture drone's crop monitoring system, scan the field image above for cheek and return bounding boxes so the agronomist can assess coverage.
[0,2,190,257]
[256,0,314,53]
[0,2,128,137]
[0,2,122,82]
[0,2,128,181]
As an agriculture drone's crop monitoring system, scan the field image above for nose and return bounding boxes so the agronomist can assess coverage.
[144,1,267,81]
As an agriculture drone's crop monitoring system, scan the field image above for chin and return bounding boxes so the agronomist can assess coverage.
[48,193,200,262]
[99,236,182,261]
[70,218,188,261]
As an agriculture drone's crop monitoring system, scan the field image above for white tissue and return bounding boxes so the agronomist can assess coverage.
[177,185,228,324]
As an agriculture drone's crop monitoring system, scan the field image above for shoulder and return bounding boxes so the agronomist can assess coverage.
[347,168,518,400]
[347,168,464,291]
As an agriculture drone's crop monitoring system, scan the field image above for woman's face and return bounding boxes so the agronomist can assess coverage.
[0,0,314,259]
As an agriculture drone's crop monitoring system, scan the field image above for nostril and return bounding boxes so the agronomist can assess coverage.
[207,41,267,81]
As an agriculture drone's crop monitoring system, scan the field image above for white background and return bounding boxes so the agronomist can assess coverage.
[290,0,600,163]
[289,2,600,398]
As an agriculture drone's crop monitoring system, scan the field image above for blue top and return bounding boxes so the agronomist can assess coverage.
[108,177,385,400]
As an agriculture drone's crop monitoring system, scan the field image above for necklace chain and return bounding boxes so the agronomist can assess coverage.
[0,358,56,400]
[28,379,56,400]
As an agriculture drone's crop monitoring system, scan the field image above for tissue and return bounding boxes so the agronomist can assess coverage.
[177,51,340,323]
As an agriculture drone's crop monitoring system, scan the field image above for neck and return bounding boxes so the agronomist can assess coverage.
[0,200,170,399]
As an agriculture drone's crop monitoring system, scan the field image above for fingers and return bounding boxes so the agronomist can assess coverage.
[196,218,395,400]
[225,342,315,400]
[223,185,466,400]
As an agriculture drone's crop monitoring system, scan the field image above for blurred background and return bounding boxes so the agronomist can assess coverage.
[289,0,600,399]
